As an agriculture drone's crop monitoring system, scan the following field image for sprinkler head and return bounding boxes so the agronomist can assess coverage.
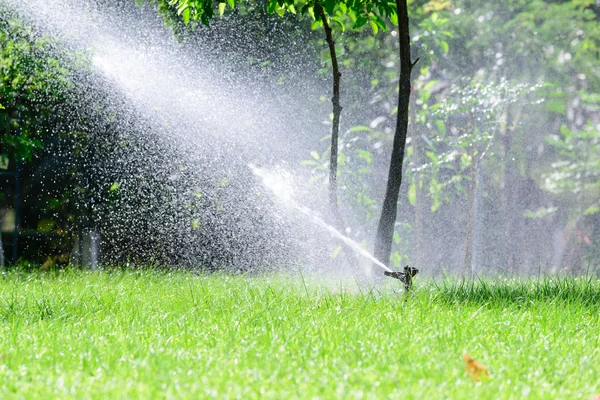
[384,266,419,280]
[384,266,419,292]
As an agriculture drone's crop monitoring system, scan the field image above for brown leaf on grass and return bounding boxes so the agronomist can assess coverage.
[463,353,490,381]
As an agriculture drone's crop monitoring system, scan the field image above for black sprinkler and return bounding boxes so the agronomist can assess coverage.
[384,265,419,292]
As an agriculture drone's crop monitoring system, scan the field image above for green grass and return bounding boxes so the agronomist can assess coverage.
[0,269,599,399]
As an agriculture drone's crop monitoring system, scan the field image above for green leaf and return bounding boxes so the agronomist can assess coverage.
[192,219,200,230]
[369,20,379,34]
[300,160,321,167]
[324,0,336,15]
[331,245,342,259]
[431,197,441,212]
[440,40,449,53]
[372,14,387,31]
[356,149,373,164]
[227,0,235,9]
[310,150,320,160]
[183,7,191,24]
[176,3,189,15]
[408,182,416,205]
[435,120,446,135]
[545,98,566,115]
[584,206,600,215]
[347,125,370,133]
[331,17,345,32]
[218,2,226,16]
[37,219,56,233]
[200,13,210,25]
[524,207,558,219]
[275,4,285,17]
[426,151,438,164]
[203,0,214,19]
[422,79,439,93]
[300,3,311,14]
[0,154,9,170]
[353,15,368,29]
[109,182,120,192]
[0,103,5,110]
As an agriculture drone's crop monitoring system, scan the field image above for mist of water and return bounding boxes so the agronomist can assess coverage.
[3,0,362,272]
[249,164,393,273]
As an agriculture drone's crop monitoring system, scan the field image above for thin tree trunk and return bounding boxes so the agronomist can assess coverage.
[500,105,522,274]
[314,4,358,269]
[0,232,4,269]
[409,92,424,268]
[373,0,417,268]
[315,3,341,208]
[462,154,478,278]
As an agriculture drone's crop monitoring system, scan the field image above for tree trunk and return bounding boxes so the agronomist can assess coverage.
[409,92,424,269]
[315,3,341,208]
[373,0,416,268]
[0,233,4,269]
[314,4,358,269]
[461,154,478,278]
[500,105,523,274]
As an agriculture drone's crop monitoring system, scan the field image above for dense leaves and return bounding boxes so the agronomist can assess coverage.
[0,17,73,163]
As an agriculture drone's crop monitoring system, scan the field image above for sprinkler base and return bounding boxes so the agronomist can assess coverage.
[384,266,419,292]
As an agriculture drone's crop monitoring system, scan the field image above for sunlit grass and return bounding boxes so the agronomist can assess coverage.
[0,269,598,399]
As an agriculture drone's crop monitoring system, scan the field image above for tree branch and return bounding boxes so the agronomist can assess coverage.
[315,2,342,208]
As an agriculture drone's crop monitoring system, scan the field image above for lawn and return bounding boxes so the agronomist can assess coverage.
[0,269,598,399]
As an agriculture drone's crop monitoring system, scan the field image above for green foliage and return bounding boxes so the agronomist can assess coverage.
[0,16,73,163]
[428,78,540,160]
[0,9,98,262]
[543,121,600,215]
[298,0,600,270]
[142,0,401,35]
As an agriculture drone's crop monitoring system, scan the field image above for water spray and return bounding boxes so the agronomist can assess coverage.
[250,164,418,287]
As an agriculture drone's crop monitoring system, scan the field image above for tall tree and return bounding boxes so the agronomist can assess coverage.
[373,0,417,267]
[314,2,341,208]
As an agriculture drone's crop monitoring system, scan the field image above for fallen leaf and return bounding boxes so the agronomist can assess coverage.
[463,353,490,381]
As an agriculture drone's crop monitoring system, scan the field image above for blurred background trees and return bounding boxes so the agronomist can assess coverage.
[293,0,600,274]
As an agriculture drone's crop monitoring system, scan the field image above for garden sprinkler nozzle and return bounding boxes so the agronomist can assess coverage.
[384,265,419,292]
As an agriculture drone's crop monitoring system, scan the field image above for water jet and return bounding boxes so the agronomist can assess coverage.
[250,164,419,286]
